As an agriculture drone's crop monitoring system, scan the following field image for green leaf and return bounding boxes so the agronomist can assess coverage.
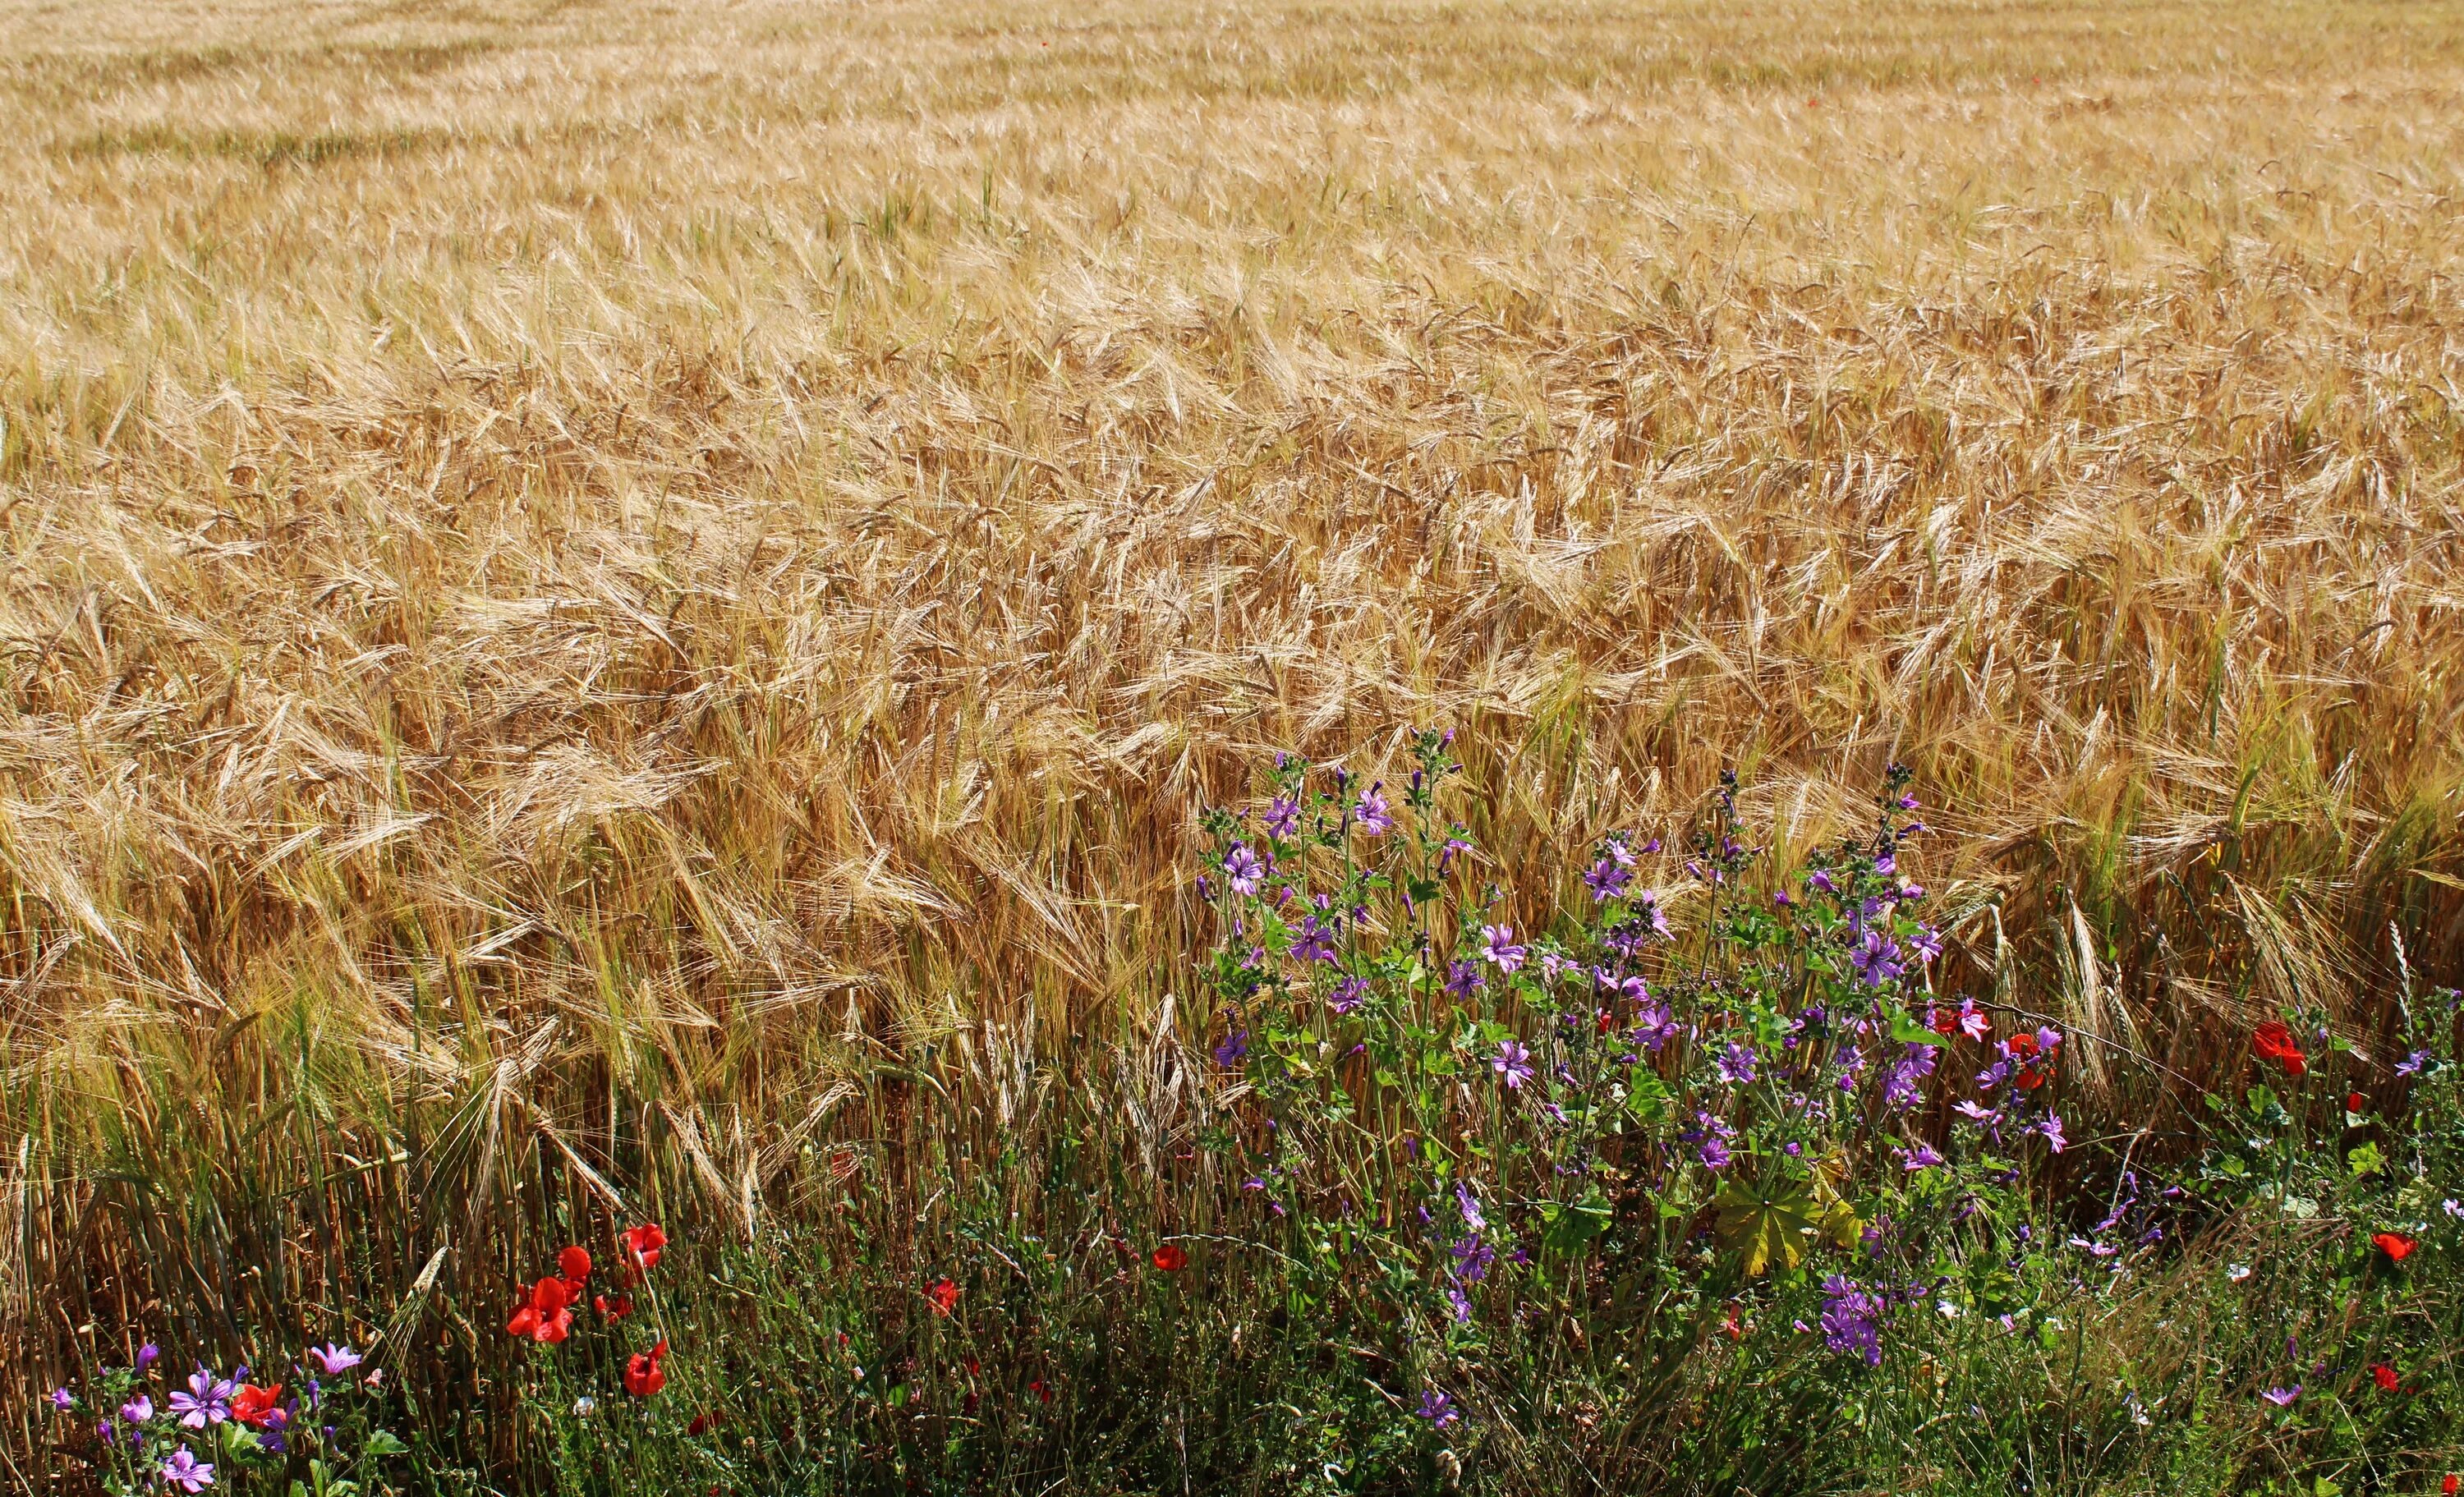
[1886,1014,1946,1048]
[1625,1070,1671,1124]
[1539,1186,1612,1256]
[363,1430,407,1457]
[1713,1168,1861,1277]
[2346,1142,2385,1178]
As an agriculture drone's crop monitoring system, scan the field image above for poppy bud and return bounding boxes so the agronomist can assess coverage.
[559,1246,593,1281]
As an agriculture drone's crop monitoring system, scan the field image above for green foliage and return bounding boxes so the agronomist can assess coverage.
[28,745,2464,1495]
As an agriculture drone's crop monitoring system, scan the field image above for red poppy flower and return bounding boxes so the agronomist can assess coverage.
[231,1384,284,1427]
[559,1246,592,1282]
[926,1278,960,1316]
[624,1339,669,1398]
[2372,1232,2417,1263]
[1028,1378,1053,1403]
[1151,1245,1188,1272]
[687,1410,721,1435]
[2443,1476,2458,1496]
[594,1292,634,1321]
[1930,1007,1959,1036]
[2253,1022,2306,1077]
[622,1223,668,1272]
[2346,1093,2365,1114]
[507,1275,575,1342]
[2370,1362,2400,1391]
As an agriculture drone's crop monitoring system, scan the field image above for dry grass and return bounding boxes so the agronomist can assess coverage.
[4,0,2464,1429]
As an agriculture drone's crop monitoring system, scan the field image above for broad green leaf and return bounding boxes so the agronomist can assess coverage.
[1540,1186,1612,1256]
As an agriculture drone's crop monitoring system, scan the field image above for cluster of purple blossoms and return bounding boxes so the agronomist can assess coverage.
[1882,1044,1937,1110]
[1687,1112,1739,1172]
[1818,1275,1887,1366]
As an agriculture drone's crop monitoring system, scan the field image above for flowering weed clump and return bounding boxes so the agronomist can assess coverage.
[23,738,2464,1495]
[47,1341,401,1496]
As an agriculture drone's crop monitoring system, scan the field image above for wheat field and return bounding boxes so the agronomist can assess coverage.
[5,0,2464,1438]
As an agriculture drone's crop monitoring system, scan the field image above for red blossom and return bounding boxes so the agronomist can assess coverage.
[2253,1022,2307,1078]
[1150,1245,1188,1272]
[559,1246,593,1282]
[2372,1232,2417,1264]
[2371,1363,2400,1392]
[622,1223,669,1272]
[230,1384,283,1428]
[624,1339,670,1398]
[926,1278,961,1316]
[507,1276,576,1343]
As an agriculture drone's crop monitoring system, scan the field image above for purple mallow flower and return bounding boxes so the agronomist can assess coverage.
[1291,914,1337,965]
[1584,856,1633,902]
[1212,1026,1248,1068]
[1329,976,1369,1014]
[1480,925,1526,973]
[171,1369,232,1430]
[1221,843,1266,898]
[121,1395,153,1425]
[2260,1385,2301,1407]
[1717,1042,1758,1086]
[1456,1183,1486,1232]
[1446,960,1484,999]
[306,1343,363,1377]
[1353,785,1393,835]
[1417,1389,1460,1428]
[1850,929,1905,988]
[1493,1040,1533,1090]
[1630,1003,1676,1052]
[161,1448,215,1493]
[1263,794,1301,838]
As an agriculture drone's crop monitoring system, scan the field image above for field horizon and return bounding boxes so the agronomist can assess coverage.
[6,0,2464,1490]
